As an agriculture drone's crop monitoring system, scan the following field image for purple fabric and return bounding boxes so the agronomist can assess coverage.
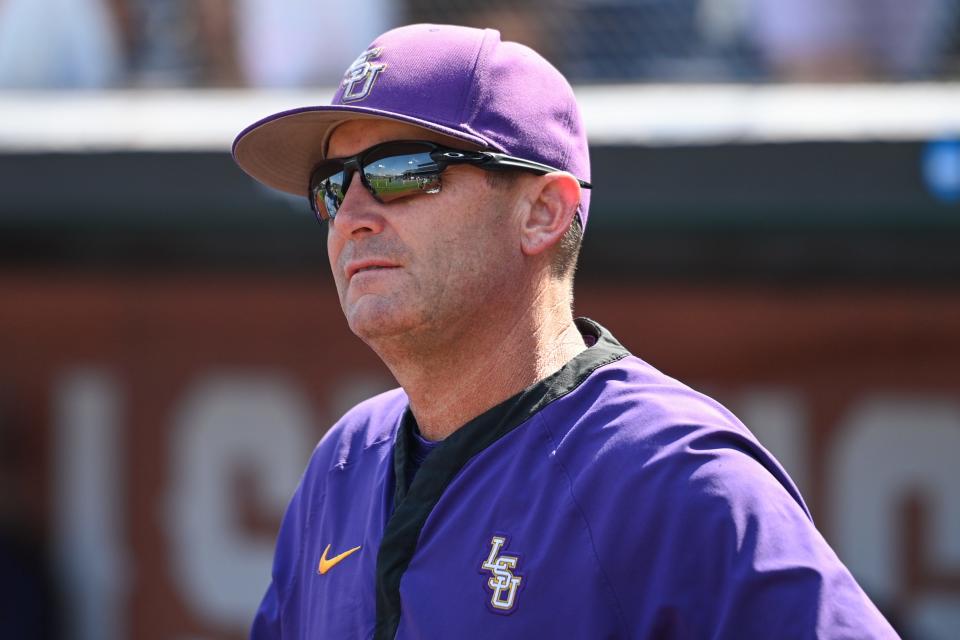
[234,24,592,227]
[250,339,897,638]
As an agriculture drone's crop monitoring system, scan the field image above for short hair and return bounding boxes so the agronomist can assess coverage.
[553,213,582,280]
[485,172,583,280]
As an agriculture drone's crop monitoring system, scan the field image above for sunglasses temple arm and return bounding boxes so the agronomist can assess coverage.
[477,153,591,189]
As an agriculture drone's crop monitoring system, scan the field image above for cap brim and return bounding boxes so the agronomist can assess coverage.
[232,105,494,198]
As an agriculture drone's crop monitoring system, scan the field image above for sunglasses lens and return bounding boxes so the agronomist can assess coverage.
[364,149,441,203]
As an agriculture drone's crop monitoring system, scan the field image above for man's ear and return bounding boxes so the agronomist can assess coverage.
[518,173,581,257]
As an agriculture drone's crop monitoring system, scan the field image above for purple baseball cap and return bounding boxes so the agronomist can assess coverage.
[232,23,592,227]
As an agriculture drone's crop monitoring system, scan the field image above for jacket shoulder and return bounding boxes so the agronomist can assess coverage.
[311,387,408,473]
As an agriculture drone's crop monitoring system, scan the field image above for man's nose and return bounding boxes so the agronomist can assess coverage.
[331,172,386,235]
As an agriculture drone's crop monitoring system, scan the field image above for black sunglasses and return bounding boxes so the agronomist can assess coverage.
[308,140,592,222]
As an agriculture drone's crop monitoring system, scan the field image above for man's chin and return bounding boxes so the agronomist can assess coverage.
[345,305,421,344]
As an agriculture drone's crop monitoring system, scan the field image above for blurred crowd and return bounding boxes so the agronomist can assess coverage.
[0,0,958,89]
[0,0,399,89]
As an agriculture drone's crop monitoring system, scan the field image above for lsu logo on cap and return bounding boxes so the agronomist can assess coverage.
[340,48,386,103]
[480,535,523,613]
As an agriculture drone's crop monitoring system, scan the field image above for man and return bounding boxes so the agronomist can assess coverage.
[233,23,897,639]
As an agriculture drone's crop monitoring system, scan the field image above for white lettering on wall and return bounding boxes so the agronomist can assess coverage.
[165,374,314,630]
[53,369,127,640]
[830,395,960,640]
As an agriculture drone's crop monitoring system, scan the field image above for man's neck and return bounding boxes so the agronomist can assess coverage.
[373,307,587,442]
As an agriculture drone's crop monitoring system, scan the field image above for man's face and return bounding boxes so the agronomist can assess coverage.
[325,119,522,346]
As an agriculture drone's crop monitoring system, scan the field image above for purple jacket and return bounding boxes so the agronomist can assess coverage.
[251,318,897,639]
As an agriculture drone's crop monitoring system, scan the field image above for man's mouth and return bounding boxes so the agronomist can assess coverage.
[346,261,401,279]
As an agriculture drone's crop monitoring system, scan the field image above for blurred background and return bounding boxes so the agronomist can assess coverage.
[2,0,960,638]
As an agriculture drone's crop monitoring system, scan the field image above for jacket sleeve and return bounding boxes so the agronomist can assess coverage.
[249,475,307,639]
[249,577,283,640]
[250,451,324,639]
[656,448,896,638]
[580,422,900,639]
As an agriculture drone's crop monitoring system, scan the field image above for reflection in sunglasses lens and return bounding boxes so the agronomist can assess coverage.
[365,152,441,202]
[318,171,344,219]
